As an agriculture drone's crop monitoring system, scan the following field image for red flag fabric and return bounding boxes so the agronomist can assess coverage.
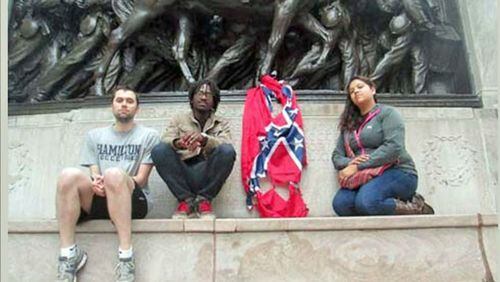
[240,75,308,217]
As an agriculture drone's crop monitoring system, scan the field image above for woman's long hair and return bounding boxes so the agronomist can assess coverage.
[338,75,377,133]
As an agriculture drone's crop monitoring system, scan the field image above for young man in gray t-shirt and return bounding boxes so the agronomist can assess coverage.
[56,87,159,282]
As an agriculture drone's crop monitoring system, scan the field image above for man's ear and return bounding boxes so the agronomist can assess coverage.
[134,105,141,117]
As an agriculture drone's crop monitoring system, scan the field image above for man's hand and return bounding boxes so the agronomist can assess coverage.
[91,174,105,197]
[178,132,207,152]
[174,137,188,150]
[338,164,358,181]
[349,154,370,166]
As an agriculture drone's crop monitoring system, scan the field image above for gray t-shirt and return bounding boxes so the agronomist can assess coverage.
[80,124,160,210]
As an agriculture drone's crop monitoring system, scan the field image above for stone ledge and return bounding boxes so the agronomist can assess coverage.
[8,214,498,234]
[8,91,482,116]
[8,103,497,219]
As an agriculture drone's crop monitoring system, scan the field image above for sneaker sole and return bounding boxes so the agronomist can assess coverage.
[74,253,88,282]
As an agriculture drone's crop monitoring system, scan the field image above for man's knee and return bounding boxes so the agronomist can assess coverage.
[103,167,129,193]
[152,142,176,164]
[57,167,86,193]
[214,143,236,162]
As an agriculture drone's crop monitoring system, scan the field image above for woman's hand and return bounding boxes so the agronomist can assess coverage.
[349,154,370,166]
[338,164,359,181]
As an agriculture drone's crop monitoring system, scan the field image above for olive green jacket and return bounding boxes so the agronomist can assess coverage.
[161,111,232,160]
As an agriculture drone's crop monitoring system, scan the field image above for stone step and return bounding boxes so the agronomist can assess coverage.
[8,214,498,281]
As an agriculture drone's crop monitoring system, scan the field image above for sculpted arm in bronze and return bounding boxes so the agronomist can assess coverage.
[94,0,177,96]
[33,12,112,102]
[289,12,334,78]
[205,19,257,84]
[401,0,435,31]
[370,30,414,88]
[370,0,435,94]
[338,36,358,87]
[290,0,355,87]
[258,0,303,77]
[173,12,196,84]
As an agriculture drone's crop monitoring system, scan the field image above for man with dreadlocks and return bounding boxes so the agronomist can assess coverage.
[152,79,236,219]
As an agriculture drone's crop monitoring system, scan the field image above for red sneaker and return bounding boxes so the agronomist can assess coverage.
[197,199,215,219]
[172,201,192,219]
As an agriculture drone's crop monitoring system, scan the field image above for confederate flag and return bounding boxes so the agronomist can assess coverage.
[240,75,308,217]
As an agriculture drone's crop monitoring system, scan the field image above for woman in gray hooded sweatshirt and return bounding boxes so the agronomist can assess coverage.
[332,75,434,216]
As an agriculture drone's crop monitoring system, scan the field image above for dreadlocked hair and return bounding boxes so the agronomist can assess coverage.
[188,78,221,111]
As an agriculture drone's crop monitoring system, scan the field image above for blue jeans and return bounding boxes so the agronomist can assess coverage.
[152,142,236,201]
[332,168,418,216]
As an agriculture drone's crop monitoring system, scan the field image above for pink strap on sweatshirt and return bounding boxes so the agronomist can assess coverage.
[354,108,381,155]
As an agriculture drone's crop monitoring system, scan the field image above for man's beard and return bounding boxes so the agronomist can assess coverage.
[192,102,214,114]
[114,113,133,123]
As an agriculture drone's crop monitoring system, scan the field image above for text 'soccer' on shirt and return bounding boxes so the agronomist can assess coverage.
[96,144,142,162]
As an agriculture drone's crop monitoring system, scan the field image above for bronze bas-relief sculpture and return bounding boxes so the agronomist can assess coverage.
[8,0,466,103]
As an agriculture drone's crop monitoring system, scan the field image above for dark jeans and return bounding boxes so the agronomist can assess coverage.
[332,168,418,216]
[152,142,236,201]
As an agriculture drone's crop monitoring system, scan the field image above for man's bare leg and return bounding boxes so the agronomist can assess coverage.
[103,168,134,250]
[56,168,94,248]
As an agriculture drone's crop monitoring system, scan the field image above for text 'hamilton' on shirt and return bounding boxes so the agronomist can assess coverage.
[97,144,142,162]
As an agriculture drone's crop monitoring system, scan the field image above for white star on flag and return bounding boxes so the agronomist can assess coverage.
[293,137,304,150]
[260,139,269,150]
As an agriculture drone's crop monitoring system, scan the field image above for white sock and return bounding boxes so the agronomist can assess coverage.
[118,247,133,259]
[60,244,77,258]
